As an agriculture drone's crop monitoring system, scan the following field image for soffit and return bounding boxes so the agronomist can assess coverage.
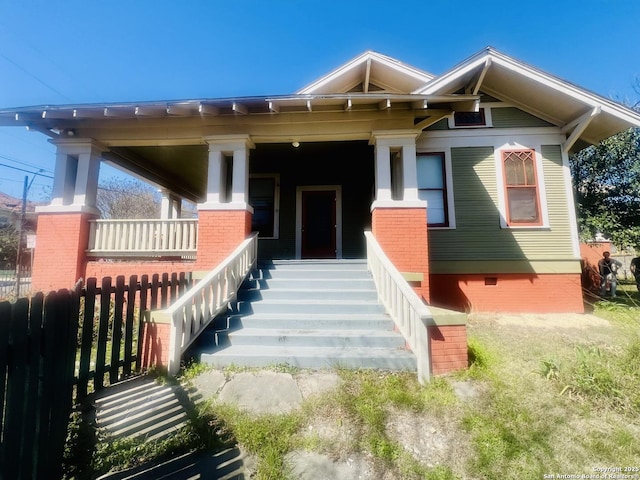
[418,48,640,147]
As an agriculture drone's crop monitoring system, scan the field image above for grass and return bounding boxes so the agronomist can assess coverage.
[65,295,640,479]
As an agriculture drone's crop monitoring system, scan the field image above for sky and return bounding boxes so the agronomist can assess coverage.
[0,0,638,202]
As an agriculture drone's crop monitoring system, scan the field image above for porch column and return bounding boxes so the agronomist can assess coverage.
[197,135,255,270]
[32,139,105,292]
[369,131,430,302]
[160,189,181,219]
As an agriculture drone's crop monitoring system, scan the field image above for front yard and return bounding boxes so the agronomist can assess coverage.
[69,285,640,479]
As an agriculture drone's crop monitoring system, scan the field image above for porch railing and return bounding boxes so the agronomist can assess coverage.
[87,219,198,256]
[364,231,432,384]
[154,232,258,375]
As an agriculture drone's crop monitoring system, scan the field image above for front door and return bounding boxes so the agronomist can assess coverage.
[301,189,337,259]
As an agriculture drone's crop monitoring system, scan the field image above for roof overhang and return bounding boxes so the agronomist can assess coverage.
[415,47,640,149]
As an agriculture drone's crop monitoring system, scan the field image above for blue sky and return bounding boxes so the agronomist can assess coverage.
[0,0,638,201]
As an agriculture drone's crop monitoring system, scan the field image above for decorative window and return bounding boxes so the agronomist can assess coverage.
[454,108,486,127]
[249,175,279,238]
[417,152,448,226]
[502,150,541,226]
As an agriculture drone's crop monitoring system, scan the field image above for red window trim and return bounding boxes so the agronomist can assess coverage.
[502,149,543,227]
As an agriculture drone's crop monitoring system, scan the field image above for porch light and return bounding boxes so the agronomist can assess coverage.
[292,141,300,148]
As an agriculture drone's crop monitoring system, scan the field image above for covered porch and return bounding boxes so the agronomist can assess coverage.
[33,126,435,303]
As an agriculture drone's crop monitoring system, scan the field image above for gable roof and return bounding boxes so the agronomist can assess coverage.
[0,48,638,152]
[297,51,434,95]
[414,47,640,146]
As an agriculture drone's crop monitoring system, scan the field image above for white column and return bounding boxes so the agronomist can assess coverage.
[37,139,104,214]
[370,130,425,209]
[160,191,182,219]
[401,142,419,201]
[49,151,76,206]
[231,146,249,205]
[374,144,392,202]
[200,135,255,211]
[204,149,224,205]
[160,190,172,219]
[73,146,101,208]
[172,197,181,218]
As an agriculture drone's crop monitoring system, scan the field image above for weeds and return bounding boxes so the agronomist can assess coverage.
[209,403,300,480]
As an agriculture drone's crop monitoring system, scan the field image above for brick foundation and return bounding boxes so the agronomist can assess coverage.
[32,212,96,292]
[430,273,585,313]
[371,206,430,302]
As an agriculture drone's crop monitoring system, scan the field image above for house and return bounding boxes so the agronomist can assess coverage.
[1,47,639,375]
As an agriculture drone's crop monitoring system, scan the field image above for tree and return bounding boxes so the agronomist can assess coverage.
[570,125,640,249]
[0,223,18,268]
[97,177,161,219]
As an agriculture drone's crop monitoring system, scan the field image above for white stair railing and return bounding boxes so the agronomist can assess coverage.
[87,219,198,256]
[154,232,258,375]
[364,231,432,384]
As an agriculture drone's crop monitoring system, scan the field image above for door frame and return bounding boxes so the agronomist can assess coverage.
[295,185,342,259]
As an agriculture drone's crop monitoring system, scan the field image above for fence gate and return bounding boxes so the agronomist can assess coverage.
[0,289,80,480]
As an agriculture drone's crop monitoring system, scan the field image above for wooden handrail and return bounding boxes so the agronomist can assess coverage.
[154,233,258,375]
[364,231,432,383]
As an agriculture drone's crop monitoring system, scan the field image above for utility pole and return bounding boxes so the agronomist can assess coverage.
[15,175,28,297]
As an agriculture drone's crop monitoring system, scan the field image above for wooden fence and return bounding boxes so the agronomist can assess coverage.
[0,272,192,479]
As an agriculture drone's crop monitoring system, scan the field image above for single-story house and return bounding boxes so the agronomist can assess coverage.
[1,47,639,317]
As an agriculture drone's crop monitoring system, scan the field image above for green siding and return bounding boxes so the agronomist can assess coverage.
[425,118,449,131]
[429,145,576,273]
[491,107,554,128]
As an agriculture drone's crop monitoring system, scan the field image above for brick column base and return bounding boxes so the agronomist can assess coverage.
[196,208,252,271]
[140,318,171,372]
[371,206,430,302]
[428,325,468,375]
[32,211,96,293]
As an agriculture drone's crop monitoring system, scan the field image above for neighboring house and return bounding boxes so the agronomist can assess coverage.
[1,47,639,314]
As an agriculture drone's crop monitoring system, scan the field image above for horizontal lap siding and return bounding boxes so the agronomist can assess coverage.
[429,145,576,272]
[491,107,554,128]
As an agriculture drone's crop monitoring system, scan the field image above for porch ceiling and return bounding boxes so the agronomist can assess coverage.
[105,145,208,202]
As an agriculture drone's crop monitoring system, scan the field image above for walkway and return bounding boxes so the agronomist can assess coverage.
[94,369,366,480]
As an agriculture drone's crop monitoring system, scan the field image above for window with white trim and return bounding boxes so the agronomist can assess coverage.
[249,175,279,238]
[417,152,448,226]
[502,149,542,226]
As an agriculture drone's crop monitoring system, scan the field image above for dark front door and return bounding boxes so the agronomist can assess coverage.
[301,190,336,258]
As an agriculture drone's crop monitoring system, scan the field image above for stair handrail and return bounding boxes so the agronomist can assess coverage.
[364,231,432,383]
[156,232,259,375]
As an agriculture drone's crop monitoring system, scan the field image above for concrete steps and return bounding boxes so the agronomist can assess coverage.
[194,260,416,371]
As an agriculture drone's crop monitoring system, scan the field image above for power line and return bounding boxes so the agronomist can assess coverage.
[0,153,54,175]
[0,162,53,179]
[0,52,72,102]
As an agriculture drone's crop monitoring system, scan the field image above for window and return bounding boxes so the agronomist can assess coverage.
[249,175,279,238]
[417,152,448,226]
[502,150,541,225]
[454,108,486,127]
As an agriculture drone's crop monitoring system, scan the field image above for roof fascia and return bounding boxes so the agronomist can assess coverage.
[297,51,434,95]
[418,47,640,129]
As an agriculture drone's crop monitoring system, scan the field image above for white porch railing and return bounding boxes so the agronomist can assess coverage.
[87,219,198,256]
[364,231,432,384]
[154,232,258,375]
